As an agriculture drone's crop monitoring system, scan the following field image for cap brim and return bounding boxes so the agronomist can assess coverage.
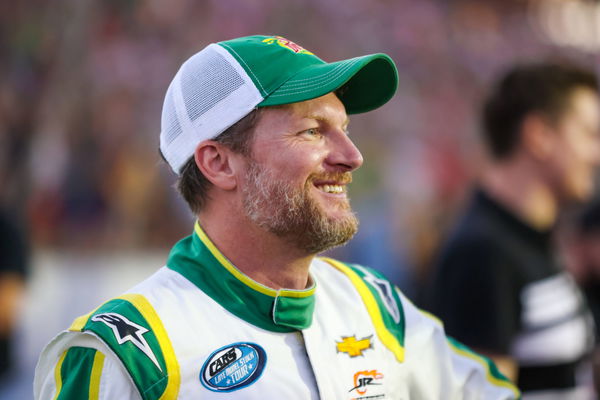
[258,53,398,114]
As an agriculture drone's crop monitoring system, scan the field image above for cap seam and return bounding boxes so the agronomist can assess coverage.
[268,61,360,97]
[272,60,359,93]
[280,58,362,86]
[274,59,356,91]
[219,42,267,95]
[275,63,350,89]
[271,73,353,97]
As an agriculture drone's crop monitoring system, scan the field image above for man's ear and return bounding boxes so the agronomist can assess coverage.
[194,141,239,190]
[521,113,556,161]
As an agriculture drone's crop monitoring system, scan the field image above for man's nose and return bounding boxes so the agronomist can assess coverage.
[325,131,364,172]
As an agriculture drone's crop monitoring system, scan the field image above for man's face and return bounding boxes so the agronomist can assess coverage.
[547,88,600,203]
[240,93,363,254]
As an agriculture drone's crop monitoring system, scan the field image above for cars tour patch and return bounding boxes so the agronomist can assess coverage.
[200,342,266,392]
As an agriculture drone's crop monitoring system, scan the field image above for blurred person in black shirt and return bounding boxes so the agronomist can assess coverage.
[425,62,600,399]
[0,209,29,380]
[562,200,600,395]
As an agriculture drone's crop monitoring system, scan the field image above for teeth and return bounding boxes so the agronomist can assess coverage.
[319,184,344,194]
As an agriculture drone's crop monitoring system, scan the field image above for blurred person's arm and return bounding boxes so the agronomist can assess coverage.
[0,272,25,375]
[0,211,29,376]
[0,272,25,336]
[0,211,29,336]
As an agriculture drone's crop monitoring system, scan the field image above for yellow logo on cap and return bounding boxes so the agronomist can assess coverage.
[262,36,314,55]
[336,335,373,357]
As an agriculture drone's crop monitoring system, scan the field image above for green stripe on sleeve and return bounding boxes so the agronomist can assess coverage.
[56,347,100,400]
[447,337,521,399]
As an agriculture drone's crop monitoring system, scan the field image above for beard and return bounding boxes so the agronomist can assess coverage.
[242,160,359,254]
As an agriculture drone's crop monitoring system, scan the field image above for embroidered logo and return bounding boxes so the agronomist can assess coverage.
[91,312,162,371]
[261,36,314,55]
[336,335,373,357]
[349,370,384,398]
[200,342,267,392]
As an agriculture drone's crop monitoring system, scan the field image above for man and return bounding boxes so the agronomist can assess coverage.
[34,35,518,399]
[426,63,600,399]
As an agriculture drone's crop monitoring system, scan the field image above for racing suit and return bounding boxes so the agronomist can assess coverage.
[34,223,520,399]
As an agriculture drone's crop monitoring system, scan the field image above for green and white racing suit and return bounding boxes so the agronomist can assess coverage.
[34,223,520,399]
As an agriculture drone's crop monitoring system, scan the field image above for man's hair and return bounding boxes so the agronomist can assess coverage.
[482,62,598,159]
[176,108,263,213]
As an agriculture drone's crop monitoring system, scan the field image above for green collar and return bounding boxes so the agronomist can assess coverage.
[166,223,316,332]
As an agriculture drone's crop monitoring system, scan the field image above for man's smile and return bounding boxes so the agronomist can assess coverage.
[314,183,347,195]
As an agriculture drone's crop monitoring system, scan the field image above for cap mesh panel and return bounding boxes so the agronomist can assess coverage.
[181,51,245,122]
[162,85,183,145]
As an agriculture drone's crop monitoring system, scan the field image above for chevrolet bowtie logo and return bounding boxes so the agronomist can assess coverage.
[336,335,373,357]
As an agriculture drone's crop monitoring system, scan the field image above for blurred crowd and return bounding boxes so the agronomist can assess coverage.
[0,0,598,277]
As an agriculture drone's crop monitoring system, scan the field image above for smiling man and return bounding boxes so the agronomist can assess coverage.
[34,35,519,399]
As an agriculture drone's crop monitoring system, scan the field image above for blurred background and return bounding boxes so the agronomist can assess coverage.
[0,0,599,398]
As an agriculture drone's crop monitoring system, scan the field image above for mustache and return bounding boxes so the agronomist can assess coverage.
[308,172,353,185]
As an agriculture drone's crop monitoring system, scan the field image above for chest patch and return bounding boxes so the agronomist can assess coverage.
[200,342,266,392]
[336,335,373,357]
[348,369,385,399]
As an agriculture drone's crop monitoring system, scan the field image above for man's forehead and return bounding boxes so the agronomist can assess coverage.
[266,93,349,123]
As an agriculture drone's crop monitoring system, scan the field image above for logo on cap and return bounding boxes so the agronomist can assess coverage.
[262,36,314,55]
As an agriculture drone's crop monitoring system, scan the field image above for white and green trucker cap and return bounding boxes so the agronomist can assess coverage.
[160,35,399,174]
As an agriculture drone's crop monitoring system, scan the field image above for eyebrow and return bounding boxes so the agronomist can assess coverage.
[305,115,350,129]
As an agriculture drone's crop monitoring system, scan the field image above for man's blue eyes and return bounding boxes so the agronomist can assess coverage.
[300,128,350,136]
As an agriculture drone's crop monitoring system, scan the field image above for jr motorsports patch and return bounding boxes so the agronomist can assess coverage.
[200,342,266,392]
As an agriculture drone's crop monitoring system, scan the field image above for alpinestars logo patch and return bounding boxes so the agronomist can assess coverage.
[91,312,162,371]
